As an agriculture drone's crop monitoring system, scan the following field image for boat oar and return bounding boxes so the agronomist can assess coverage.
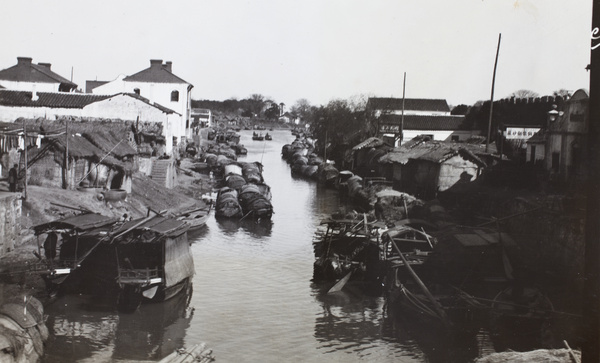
[392,240,452,328]
[327,270,353,294]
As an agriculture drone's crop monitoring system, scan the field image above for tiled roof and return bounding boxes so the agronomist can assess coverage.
[0,58,77,89]
[0,90,178,114]
[379,114,468,131]
[124,60,191,85]
[367,97,450,112]
[0,90,110,108]
[124,92,178,114]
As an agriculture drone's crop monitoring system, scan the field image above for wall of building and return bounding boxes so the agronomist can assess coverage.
[0,105,83,122]
[82,95,176,154]
[27,152,63,189]
[0,81,59,92]
[437,156,480,192]
[92,79,190,143]
[0,193,22,256]
[374,109,449,117]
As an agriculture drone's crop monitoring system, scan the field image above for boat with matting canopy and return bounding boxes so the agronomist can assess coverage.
[33,213,120,294]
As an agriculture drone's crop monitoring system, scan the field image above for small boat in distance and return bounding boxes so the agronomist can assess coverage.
[252,132,264,141]
[264,132,272,140]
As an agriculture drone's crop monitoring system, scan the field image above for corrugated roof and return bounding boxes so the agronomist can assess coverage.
[379,114,468,131]
[352,137,387,150]
[378,141,489,166]
[367,97,450,112]
[124,60,191,85]
[0,89,110,108]
[0,58,77,89]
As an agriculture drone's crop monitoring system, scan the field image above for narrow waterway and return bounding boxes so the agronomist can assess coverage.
[42,130,498,363]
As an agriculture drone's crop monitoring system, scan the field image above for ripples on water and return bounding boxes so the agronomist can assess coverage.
[42,130,499,363]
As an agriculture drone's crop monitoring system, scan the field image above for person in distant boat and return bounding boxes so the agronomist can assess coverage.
[374,197,384,220]
[44,232,58,263]
[8,164,18,192]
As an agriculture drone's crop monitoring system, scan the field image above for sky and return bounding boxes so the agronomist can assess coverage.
[0,0,593,108]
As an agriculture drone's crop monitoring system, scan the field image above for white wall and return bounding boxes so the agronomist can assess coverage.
[0,81,59,92]
[92,78,190,142]
[0,95,177,154]
[375,109,450,117]
[0,105,82,121]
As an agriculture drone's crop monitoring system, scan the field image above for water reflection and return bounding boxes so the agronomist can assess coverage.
[381,312,483,363]
[43,282,194,362]
[113,282,194,360]
[216,217,273,237]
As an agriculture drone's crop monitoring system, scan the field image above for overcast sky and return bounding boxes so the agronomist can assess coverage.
[0,0,593,108]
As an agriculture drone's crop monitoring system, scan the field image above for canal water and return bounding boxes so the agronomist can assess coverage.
[42,130,498,363]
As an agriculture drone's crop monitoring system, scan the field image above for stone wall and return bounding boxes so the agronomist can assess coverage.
[0,193,22,256]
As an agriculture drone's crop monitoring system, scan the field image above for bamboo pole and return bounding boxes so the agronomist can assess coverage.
[391,240,451,328]
[486,33,501,153]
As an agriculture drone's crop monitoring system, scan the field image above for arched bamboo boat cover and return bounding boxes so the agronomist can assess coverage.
[112,215,193,288]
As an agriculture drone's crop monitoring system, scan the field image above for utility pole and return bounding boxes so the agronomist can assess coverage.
[486,33,501,153]
[22,119,27,200]
[63,121,69,189]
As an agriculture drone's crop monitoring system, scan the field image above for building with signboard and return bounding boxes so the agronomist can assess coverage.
[366,97,476,146]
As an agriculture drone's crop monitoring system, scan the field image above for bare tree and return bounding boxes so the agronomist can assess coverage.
[509,89,539,99]
[291,98,313,122]
[249,94,265,115]
[552,89,572,99]
[347,93,375,112]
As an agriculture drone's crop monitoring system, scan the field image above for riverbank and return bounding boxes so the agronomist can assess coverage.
[0,165,215,302]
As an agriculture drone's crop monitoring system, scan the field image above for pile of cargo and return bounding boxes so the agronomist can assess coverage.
[215,161,273,220]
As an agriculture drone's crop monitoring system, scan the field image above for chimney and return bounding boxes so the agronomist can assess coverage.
[163,61,172,72]
[17,57,33,66]
[38,62,52,70]
[150,59,163,68]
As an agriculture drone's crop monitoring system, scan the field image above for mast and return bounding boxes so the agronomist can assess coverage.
[486,33,501,153]
[400,72,406,146]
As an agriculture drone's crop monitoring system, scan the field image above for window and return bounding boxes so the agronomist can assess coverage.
[133,88,140,95]
[171,90,179,102]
